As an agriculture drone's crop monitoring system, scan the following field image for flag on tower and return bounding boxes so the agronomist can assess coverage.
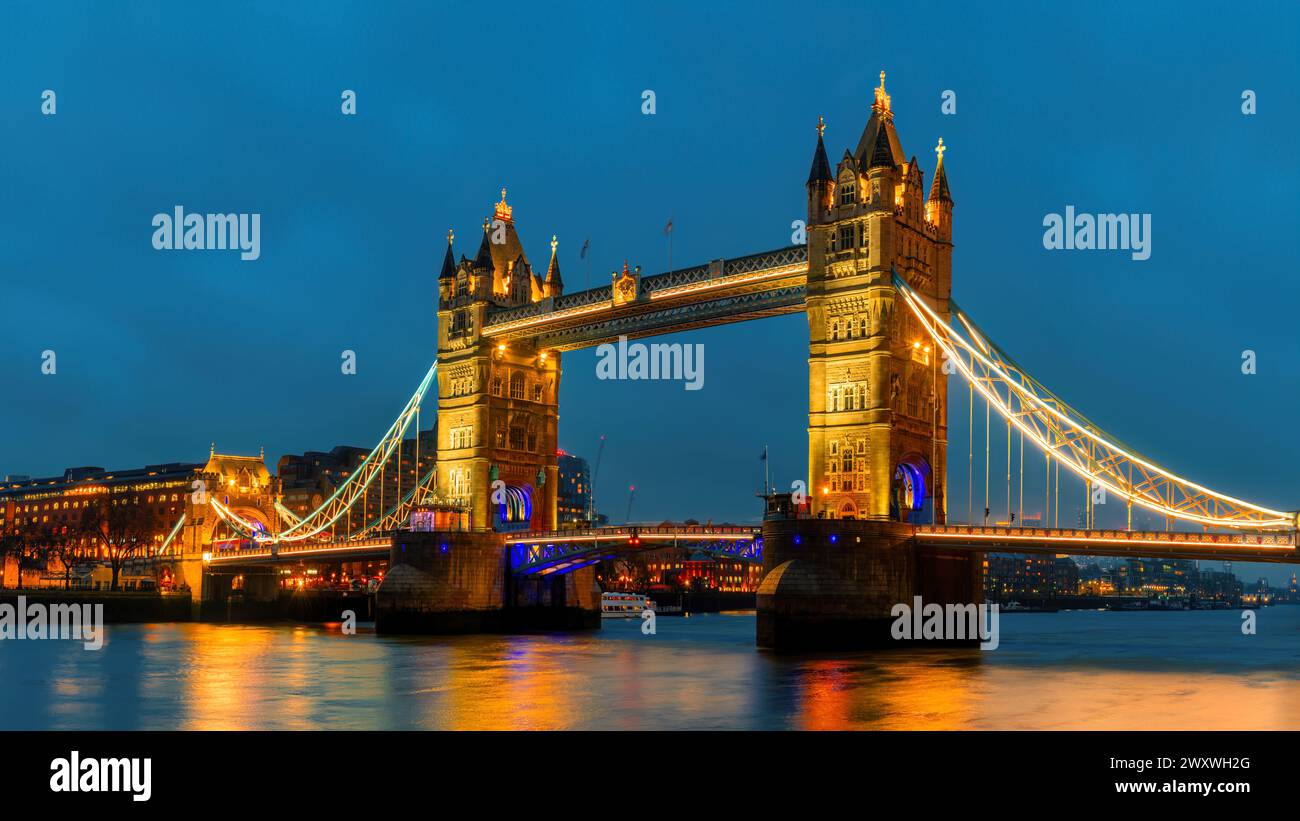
[663,217,673,235]
[580,237,590,259]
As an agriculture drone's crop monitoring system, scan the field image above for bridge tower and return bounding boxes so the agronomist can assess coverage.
[805,72,953,524]
[435,191,562,532]
[759,75,970,651]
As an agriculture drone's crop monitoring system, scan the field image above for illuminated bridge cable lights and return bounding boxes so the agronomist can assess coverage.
[275,502,303,526]
[892,271,1297,531]
[349,464,439,540]
[206,360,440,544]
[156,513,186,557]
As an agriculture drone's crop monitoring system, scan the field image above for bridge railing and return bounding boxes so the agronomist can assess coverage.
[914,524,1296,547]
[207,536,392,562]
[482,245,808,331]
[504,525,760,543]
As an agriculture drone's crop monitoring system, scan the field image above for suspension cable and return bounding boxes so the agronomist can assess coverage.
[893,271,1294,530]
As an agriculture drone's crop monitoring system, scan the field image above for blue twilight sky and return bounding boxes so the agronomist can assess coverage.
[1,1,1298,581]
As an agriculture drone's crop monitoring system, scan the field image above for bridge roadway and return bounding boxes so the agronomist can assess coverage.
[913,524,1299,563]
[205,536,392,567]
[201,523,1297,572]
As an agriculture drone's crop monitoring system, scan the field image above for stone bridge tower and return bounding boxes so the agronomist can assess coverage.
[804,72,953,524]
[435,191,562,532]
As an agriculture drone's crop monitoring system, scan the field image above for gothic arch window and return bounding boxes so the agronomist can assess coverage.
[509,372,525,400]
[838,224,854,250]
[838,173,856,205]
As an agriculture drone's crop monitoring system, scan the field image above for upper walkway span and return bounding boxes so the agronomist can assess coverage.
[480,246,808,350]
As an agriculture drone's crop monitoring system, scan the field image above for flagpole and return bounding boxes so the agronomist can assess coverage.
[764,444,770,496]
[667,214,674,274]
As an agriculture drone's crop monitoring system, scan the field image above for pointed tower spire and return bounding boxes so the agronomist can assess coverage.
[439,228,456,280]
[855,69,905,171]
[807,115,833,186]
[806,116,835,223]
[868,121,896,169]
[474,217,493,271]
[545,234,563,294]
[928,138,952,202]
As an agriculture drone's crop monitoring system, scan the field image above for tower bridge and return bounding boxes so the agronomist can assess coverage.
[175,72,1297,647]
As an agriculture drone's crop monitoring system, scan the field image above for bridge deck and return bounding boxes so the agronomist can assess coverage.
[915,524,1298,563]
[200,523,1297,570]
[206,537,392,567]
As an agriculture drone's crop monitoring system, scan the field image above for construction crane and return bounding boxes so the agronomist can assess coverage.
[588,434,606,525]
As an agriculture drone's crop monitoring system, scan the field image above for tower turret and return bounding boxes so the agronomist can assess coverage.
[806,116,834,224]
[474,217,493,271]
[544,234,564,297]
[926,137,953,236]
[926,137,954,299]
[438,228,456,304]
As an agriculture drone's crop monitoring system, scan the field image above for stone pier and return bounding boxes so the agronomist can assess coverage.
[756,517,981,651]
[375,531,600,633]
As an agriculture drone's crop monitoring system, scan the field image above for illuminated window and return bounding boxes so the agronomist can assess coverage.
[838,176,856,205]
[838,224,854,250]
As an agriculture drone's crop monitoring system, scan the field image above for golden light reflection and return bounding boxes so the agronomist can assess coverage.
[14,613,1300,731]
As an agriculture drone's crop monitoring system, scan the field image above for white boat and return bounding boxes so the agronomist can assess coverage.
[601,591,654,618]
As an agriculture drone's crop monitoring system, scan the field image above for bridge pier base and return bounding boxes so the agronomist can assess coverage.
[198,567,282,621]
[756,518,981,651]
[375,531,599,634]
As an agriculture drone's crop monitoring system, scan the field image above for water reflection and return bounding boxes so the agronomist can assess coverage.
[1,609,1298,730]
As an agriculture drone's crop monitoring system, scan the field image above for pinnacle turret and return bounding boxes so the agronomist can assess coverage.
[439,229,456,280]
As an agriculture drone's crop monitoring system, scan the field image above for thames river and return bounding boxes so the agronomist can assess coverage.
[2,608,1299,730]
